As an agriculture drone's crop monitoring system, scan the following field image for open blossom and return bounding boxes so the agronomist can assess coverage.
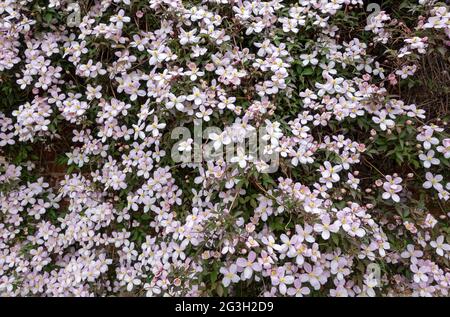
[401,244,423,263]
[145,116,166,137]
[287,279,311,297]
[179,28,200,45]
[271,266,295,295]
[423,172,444,191]
[373,111,395,131]
[417,129,439,150]
[220,264,240,287]
[437,139,450,158]
[110,9,130,29]
[314,214,341,240]
[178,138,193,152]
[148,47,168,65]
[411,264,430,284]
[382,175,403,203]
[430,236,450,257]
[320,161,343,182]
[419,150,440,168]
[236,251,262,280]
[166,94,186,111]
[230,147,253,168]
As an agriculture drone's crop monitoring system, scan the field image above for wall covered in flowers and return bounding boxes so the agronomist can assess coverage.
[0,0,449,297]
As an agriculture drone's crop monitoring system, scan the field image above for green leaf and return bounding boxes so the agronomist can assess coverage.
[210,269,218,284]
[44,12,53,23]
[301,67,314,76]
[216,283,224,297]
[331,234,339,245]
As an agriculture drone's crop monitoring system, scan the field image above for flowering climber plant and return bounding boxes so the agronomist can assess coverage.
[0,0,449,297]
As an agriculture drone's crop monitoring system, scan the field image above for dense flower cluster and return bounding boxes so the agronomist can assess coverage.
[0,0,449,297]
